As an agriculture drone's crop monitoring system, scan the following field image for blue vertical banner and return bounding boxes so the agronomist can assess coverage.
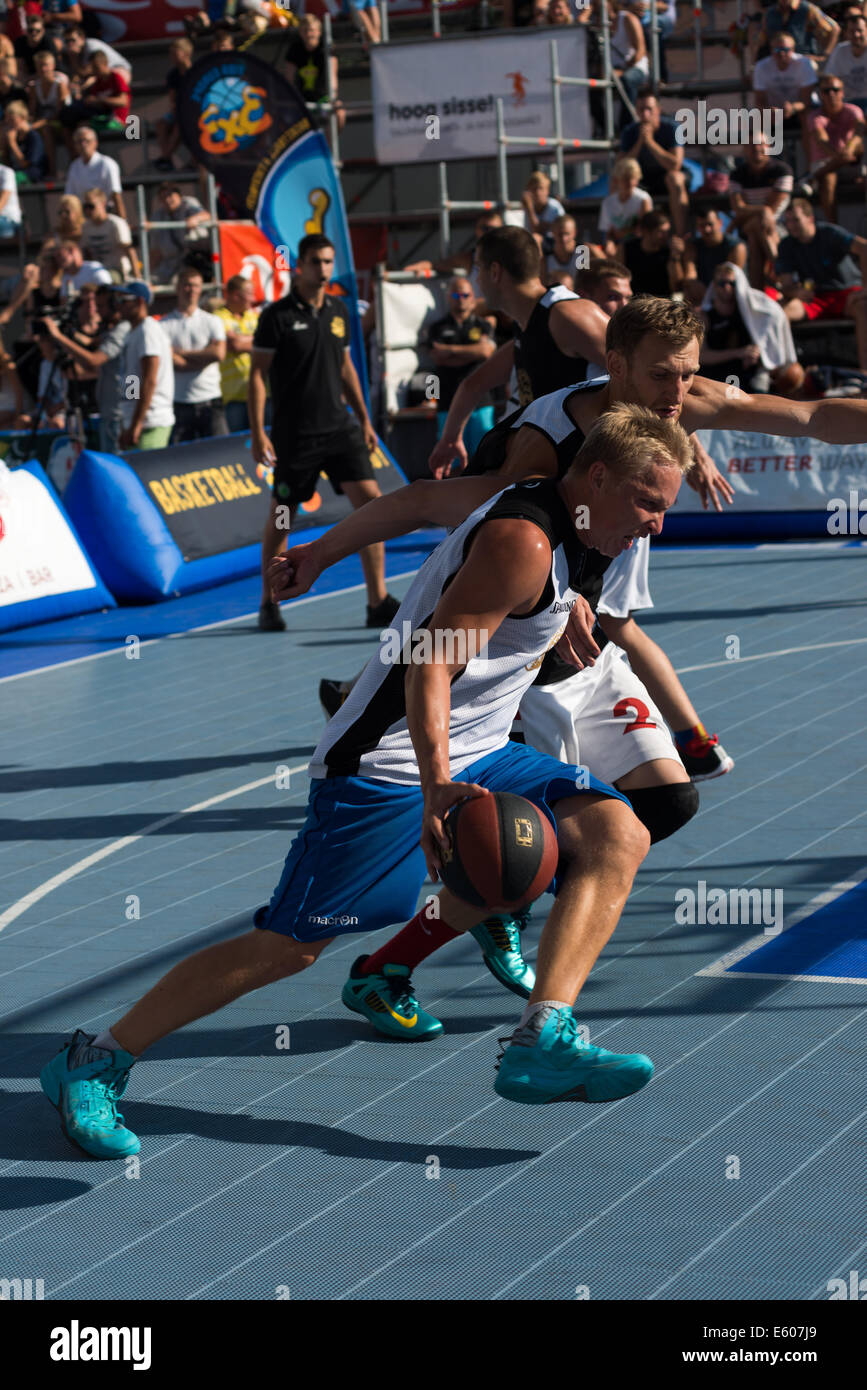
[176,50,369,402]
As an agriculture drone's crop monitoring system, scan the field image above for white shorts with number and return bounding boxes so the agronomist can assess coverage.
[516,641,683,785]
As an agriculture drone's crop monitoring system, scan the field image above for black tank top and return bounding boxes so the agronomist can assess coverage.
[513,287,589,408]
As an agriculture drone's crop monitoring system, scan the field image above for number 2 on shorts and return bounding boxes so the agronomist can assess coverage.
[613,697,657,733]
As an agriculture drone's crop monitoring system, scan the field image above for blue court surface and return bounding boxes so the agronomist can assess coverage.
[1,536,866,1302]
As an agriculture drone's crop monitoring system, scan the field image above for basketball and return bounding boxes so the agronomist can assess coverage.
[439,792,559,911]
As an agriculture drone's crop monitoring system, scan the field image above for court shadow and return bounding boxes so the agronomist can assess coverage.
[0,807,308,841]
[2,1089,537,1168]
[0,1175,91,1209]
[0,749,315,794]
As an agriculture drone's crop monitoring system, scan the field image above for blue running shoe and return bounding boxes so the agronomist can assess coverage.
[342,957,444,1040]
[40,1029,140,1158]
[470,906,535,999]
[494,1006,653,1104]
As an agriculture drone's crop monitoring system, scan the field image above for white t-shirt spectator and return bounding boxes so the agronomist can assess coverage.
[824,43,867,104]
[523,196,566,233]
[599,187,653,234]
[121,316,175,429]
[65,151,122,203]
[753,53,816,107]
[0,164,21,225]
[80,214,134,275]
[159,307,226,403]
[81,38,132,74]
[60,259,112,300]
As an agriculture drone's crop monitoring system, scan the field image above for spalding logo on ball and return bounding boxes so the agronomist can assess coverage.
[440,792,558,912]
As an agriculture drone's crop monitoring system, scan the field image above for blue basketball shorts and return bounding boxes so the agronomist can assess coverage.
[255,741,631,942]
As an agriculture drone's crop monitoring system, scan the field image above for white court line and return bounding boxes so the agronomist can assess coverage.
[697,868,867,982]
[0,763,309,936]
[0,566,422,687]
[675,636,867,675]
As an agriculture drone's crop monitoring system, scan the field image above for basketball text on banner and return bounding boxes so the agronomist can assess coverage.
[176,51,368,398]
[371,29,590,165]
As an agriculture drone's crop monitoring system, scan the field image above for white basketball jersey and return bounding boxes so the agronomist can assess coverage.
[310,481,605,785]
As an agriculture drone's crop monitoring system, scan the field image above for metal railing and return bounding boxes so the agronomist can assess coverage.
[135,171,223,293]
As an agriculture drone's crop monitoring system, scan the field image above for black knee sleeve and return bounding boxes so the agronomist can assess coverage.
[626,783,699,844]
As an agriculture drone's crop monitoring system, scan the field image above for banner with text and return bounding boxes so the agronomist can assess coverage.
[661,429,867,539]
[371,29,590,165]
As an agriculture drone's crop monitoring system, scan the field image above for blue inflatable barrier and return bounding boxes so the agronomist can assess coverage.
[64,432,407,604]
[0,459,116,632]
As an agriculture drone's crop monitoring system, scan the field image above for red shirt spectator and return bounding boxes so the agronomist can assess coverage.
[84,57,131,124]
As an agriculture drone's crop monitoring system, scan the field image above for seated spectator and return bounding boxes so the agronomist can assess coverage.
[639,1,676,80]
[599,156,652,258]
[543,213,603,288]
[13,14,61,79]
[547,0,574,22]
[753,0,838,64]
[621,207,679,295]
[825,12,867,115]
[61,50,131,135]
[805,75,866,222]
[0,160,22,238]
[531,0,549,20]
[341,0,381,47]
[56,238,112,300]
[699,261,803,395]
[160,266,228,442]
[681,209,748,307]
[575,257,633,377]
[425,274,497,458]
[209,23,236,51]
[521,170,565,242]
[147,182,211,285]
[80,187,137,279]
[0,348,29,429]
[56,192,83,241]
[65,126,125,220]
[62,24,132,85]
[5,3,43,46]
[729,137,794,287]
[214,274,260,433]
[27,48,70,175]
[1,102,47,183]
[42,1,85,45]
[155,38,195,172]
[620,88,688,236]
[116,280,176,452]
[0,59,28,115]
[610,0,649,124]
[753,32,816,126]
[775,197,867,369]
[285,13,345,132]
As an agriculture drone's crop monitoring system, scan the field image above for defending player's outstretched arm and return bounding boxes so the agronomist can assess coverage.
[682,374,867,442]
[428,342,516,478]
[270,476,505,602]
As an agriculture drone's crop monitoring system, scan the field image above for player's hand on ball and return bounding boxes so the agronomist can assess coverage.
[556,594,599,670]
[270,542,322,600]
[422,781,490,881]
[429,435,468,480]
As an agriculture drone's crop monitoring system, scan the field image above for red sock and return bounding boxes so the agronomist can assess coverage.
[362,902,461,975]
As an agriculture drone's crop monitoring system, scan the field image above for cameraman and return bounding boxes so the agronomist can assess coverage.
[34,283,128,450]
[36,282,130,451]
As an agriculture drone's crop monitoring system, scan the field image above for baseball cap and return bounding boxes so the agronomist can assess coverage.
[117,280,152,305]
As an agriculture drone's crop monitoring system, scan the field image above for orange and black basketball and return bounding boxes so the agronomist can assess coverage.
[440,792,559,911]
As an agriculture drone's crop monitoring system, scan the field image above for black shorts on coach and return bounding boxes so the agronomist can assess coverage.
[272,423,373,505]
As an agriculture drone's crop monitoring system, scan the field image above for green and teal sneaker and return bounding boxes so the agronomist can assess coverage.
[470,906,535,999]
[40,1029,140,1158]
[494,1006,654,1105]
[342,957,444,1040]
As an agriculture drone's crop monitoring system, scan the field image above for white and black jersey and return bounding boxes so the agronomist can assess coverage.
[309,481,609,785]
[469,376,610,482]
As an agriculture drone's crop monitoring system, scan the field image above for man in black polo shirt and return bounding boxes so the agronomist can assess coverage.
[249,233,399,632]
[425,275,496,459]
